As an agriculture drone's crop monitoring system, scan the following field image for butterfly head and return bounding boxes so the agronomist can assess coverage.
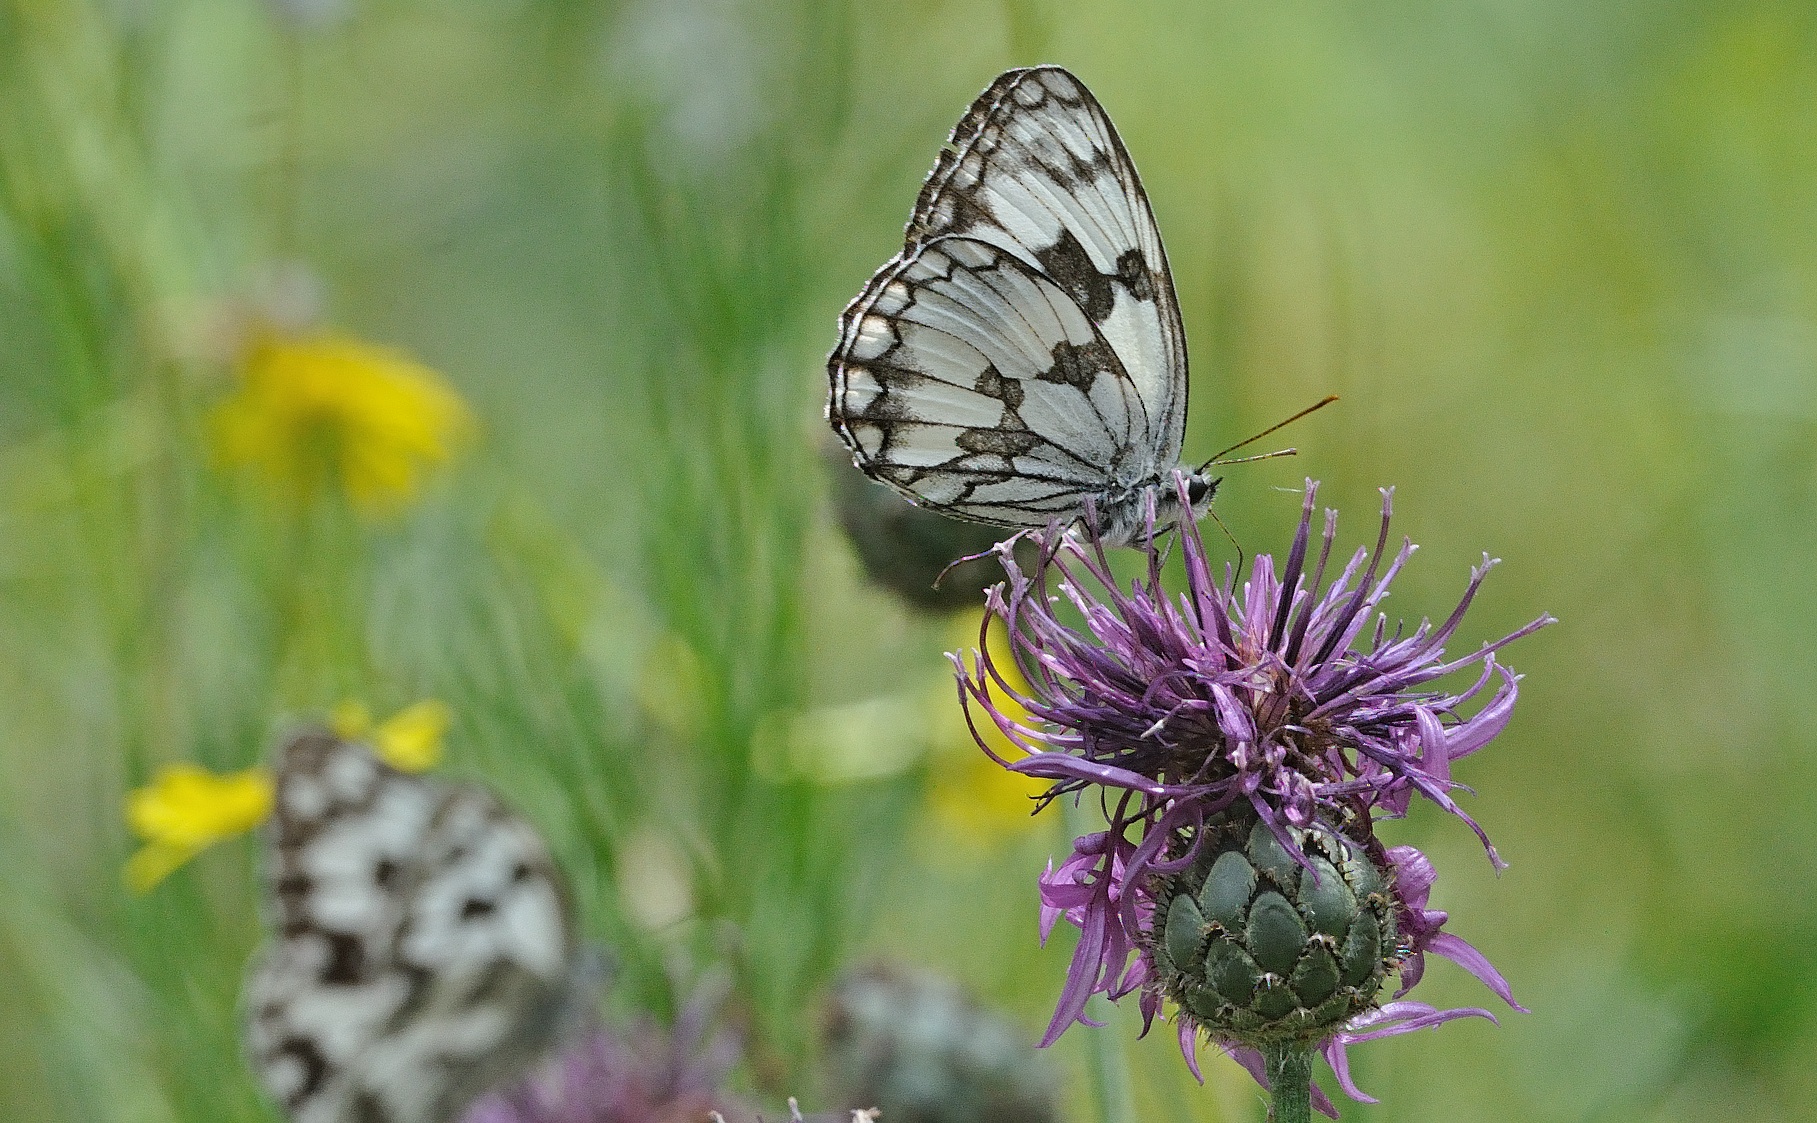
[1166,470,1222,535]
[1093,471,1219,547]
[1185,472,1220,511]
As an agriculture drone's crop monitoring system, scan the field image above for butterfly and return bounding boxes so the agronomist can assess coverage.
[243,729,596,1123]
[827,65,1216,548]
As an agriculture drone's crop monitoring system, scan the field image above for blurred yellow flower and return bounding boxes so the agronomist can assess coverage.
[331,698,451,772]
[121,700,449,893]
[926,614,1048,842]
[211,332,474,515]
[123,764,274,893]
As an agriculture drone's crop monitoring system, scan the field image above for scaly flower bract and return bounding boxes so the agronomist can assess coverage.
[212,331,474,515]
[953,478,1551,1111]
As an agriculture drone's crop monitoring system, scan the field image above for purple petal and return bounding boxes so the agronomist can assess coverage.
[1386,845,1436,906]
[1227,1044,1268,1088]
[1007,753,1167,794]
[1039,890,1108,1047]
[1413,707,1452,785]
[1427,932,1528,1012]
[1339,1001,1497,1043]
[1444,663,1519,759]
[1177,1021,1204,1083]
[1395,950,1428,997]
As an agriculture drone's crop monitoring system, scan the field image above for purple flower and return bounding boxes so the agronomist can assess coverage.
[463,985,740,1123]
[952,478,1551,1111]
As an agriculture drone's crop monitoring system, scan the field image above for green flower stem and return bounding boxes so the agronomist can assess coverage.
[1264,1042,1315,1123]
[1082,994,1135,1123]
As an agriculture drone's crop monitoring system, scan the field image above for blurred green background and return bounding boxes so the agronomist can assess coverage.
[2,0,1814,1120]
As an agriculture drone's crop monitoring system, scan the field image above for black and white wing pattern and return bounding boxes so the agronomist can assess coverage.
[828,66,1208,545]
[244,730,590,1123]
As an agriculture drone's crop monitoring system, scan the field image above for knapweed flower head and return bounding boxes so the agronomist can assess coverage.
[952,478,1551,1113]
[212,329,474,516]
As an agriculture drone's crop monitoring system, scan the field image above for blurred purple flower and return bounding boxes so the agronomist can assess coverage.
[464,984,740,1123]
[952,478,1551,1110]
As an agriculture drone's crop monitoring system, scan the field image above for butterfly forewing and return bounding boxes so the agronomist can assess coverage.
[911,67,1186,445]
[828,66,1189,530]
[244,731,581,1123]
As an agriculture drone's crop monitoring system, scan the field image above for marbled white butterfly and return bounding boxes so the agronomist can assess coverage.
[243,729,595,1123]
[828,66,1214,547]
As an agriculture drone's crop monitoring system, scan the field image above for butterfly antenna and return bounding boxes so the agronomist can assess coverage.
[1196,395,1339,472]
[1204,504,1246,580]
[1210,447,1302,468]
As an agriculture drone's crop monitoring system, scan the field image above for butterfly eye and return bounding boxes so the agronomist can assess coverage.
[1187,476,1219,506]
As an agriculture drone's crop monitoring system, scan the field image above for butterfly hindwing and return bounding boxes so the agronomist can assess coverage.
[830,66,1192,535]
[833,235,1159,525]
[244,731,581,1123]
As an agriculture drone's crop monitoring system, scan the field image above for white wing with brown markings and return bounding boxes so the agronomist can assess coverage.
[243,731,588,1123]
[829,66,1203,544]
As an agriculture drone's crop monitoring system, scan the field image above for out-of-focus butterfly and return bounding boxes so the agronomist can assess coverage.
[243,729,596,1123]
[830,66,1272,547]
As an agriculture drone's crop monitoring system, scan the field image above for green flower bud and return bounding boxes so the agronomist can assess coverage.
[1150,811,1400,1046]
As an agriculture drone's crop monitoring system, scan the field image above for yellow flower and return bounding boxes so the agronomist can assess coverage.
[331,698,451,773]
[211,332,475,515]
[925,736,1051,841]
[123,764,274,893]
[926,613,1049,842]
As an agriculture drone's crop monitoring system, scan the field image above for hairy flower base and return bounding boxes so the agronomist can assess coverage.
[1212,999,1501,1118]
